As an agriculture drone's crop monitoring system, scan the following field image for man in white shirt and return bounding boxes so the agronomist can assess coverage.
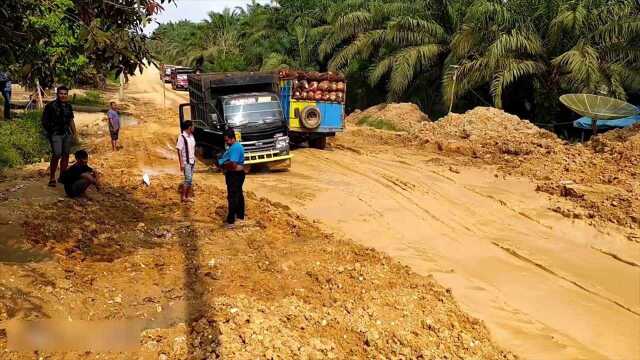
[176,120,196,203]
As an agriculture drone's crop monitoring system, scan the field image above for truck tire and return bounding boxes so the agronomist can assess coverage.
[301,106,321,129]
[310,136,327,150]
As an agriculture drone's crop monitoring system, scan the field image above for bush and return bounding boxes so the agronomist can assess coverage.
[356,115,400,131]
[0,111,50,169]
[71,90,105,107]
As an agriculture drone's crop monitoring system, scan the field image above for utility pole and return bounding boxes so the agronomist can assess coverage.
[119,71,125,101]
[35,79,44,109]
[448,65,460,114]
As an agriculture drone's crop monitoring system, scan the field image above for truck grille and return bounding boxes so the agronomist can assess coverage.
[242,138,276,152]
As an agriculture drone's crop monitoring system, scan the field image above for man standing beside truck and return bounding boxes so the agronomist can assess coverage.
[218,128,245,228]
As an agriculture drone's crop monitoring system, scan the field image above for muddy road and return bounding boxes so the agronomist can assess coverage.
[135,66,640,359]
[2,72,516,359]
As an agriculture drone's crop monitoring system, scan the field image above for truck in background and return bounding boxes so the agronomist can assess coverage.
[171,67,194,90]
[179,72,292,170]
[278,70,346,149]
[160,64,175,83]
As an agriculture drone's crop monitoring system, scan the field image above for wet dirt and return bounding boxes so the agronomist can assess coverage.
[144,69,639,359]
[0,67,515,359]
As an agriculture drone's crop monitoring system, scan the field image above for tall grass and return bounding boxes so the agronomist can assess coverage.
[71,90,106,107]
[0,111,50,169]
[356,115,399,131]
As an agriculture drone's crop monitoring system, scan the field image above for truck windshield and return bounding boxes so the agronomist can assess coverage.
[224,98,283,126]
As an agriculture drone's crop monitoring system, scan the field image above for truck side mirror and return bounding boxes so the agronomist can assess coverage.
[178,103,191,127]
[210,113,218,124]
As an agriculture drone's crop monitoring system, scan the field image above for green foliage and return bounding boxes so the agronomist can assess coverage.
[150,0,639,125]
[356,116,399,131]
[1,0,175,88]
[70,91,106,107]
[0,111,50,169]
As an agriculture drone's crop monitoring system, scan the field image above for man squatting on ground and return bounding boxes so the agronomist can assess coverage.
[41,86,76,187]
[60,150,100,198]
[176,120,196,202]
[218,128,245,228]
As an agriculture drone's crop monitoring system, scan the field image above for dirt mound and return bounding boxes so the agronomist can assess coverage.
[588,123,640,165]
[415,107,564,160]
[347,103,430,132]
[421,108,639,229]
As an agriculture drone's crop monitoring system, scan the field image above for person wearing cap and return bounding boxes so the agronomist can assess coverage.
[217,128,245,228]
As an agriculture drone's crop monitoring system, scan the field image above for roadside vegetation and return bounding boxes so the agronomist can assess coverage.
[150,0,640,125]
[71,90,106,107]
[0,111,49,169]
[1,0,173,88]
[356,116,400,131]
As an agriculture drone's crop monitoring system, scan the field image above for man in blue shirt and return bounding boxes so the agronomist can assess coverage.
[218,128,245,228]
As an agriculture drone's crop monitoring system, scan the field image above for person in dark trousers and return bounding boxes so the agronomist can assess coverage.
[0,71,11,120]
[218,128,245,229]
[60,150,100,198]
[0,72,11,120]
[42,86,76,187]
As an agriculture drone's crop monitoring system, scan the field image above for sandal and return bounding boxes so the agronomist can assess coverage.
[48,180,57,187]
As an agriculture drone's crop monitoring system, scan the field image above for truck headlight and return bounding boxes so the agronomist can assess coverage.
[275,136,289,150]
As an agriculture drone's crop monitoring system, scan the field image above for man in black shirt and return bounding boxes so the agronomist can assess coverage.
[60,150,100,198]
[41,86,76,187]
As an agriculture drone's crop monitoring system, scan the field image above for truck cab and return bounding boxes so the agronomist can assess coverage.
[161,64,175,83]
[171,67,193,90]
[179,72,292,169]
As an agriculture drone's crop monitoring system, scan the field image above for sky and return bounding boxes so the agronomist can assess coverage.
[144,0,270,34]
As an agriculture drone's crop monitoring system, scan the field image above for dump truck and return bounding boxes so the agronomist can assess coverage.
[160,64,175,83]
[179,72,292,170]
[278,70,346,149]
[171,67,194,91]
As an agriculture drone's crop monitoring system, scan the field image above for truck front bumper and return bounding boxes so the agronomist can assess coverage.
[244,150,293,165]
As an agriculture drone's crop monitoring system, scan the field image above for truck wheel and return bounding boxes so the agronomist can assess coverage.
[301,106,321,129]
[310,136,327,150]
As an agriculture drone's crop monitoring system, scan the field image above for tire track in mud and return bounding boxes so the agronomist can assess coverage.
[491,241,640,317]
[591,246,640,268]
[305,151,455,232]
[324,151,481,235]
[462,185,554,230]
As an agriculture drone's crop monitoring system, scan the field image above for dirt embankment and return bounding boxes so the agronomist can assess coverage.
[345,106,640,231]
[0,98,513,359]
[347,103,430,132]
